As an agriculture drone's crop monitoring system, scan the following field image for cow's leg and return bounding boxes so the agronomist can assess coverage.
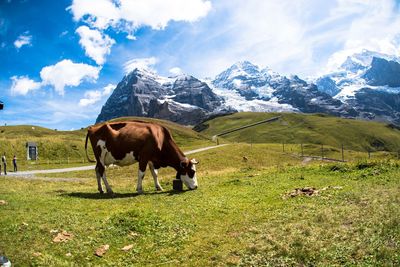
[136,161,147,194]
[97,163,113,194]
[149,162,163,191]
[95,163,104,194]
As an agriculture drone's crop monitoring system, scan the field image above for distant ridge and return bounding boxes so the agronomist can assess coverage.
[196,112,400,152]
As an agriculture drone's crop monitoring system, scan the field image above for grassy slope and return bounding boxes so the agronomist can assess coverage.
[0,118,212,168]
[198,112,400,152]
[0,144,399,266]
[0,125,87,165]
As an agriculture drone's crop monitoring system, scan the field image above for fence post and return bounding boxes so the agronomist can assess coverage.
[341,144,344,162]
[301,143,304,157]
[321,144,324,160]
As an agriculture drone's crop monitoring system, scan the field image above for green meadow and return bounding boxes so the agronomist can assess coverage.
[198,112,400,152]
[0,113,399,266]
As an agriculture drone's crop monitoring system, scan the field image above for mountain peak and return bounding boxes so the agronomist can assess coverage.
[340,50,400,72]
[231,60,260,73]
[127,67,157,77]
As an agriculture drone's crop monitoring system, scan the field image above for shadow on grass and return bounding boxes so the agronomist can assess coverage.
[61,189,186,199]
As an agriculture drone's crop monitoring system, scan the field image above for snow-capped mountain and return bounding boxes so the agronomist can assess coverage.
[96,68,225,125]
[315,50,400,99]
[312,50,400,123]
[97,51,400,126]
[211,61,355,117]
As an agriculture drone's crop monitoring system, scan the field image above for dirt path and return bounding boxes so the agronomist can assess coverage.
[6,144,228,180]
[301,155,345,165]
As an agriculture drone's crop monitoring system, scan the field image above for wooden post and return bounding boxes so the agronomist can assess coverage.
[301,143,304,157]
[341,144,344,162]
[321,144,324,160]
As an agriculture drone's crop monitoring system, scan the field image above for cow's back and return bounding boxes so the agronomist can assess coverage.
[114,121,165,154]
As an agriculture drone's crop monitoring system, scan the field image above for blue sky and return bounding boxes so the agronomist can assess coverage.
[1,0,400,130]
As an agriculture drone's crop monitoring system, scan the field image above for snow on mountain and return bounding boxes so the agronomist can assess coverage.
[206,79,297,113]
[340,50,400,73]
[211,61,352,117]
[313,50,400,101]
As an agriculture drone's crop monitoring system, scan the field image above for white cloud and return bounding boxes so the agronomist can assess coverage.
[123,57,158,74]
[161,0,400,78]
[79,83,115,107]
[126,34,136,40]
[79,90,102,107]
[68,0,120,30]
[69,0,211,67]
[76,25,115,65]
[60,30,69,37]
[10,76,41,95]
[172,0,321,77]
[324,0,400,73]
[14,33,32,49]
[169,67,183,76]
[69,0,212,32]
[40,59,101,95]
[102,83,115,95]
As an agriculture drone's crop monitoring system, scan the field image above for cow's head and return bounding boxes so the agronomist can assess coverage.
[179,158,199,190]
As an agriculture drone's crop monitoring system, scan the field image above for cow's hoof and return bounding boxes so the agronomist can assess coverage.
[106,191,114,196]
[137,189,144,194]
[156,186,163,191]
[99,190,104,194]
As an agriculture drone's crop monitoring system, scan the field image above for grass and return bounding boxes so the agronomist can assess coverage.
[197,112,400,152]
[0,143,399,266]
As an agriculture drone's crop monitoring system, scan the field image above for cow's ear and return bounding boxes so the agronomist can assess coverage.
[191,158,199,165]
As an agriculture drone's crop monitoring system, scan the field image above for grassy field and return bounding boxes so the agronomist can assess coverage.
[0,143,399,266]
[197,112,400,152]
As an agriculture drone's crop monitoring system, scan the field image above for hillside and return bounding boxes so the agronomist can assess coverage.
[0,125,87,164]
[196,112,400,152]
[0,118,212,164]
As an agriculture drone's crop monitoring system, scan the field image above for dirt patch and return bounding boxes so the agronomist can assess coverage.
[301,157,313,165]
[283,186,343,199]
[53,230,74,243]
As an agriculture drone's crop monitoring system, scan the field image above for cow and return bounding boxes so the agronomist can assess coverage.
[85,120,199,194]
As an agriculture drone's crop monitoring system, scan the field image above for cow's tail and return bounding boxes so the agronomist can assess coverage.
[85,131,96,163]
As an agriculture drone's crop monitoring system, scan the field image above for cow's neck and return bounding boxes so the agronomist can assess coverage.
[165,139,186,171]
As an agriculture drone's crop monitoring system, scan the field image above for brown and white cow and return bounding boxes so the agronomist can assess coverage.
[85,120,198,194]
